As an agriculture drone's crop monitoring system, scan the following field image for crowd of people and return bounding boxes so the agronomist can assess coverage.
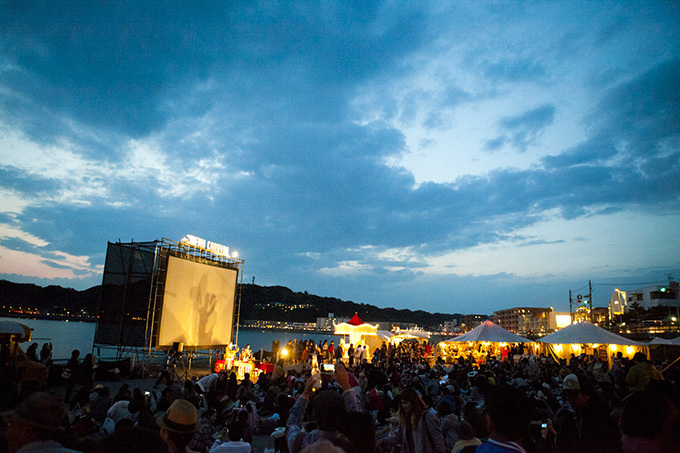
[0,338,678,453]
[280,339,433,367]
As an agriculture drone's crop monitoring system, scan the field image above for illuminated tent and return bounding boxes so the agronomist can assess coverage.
[334,314,379,354]
[390,330,430,344]
[538,321,647,363]
[437,320,532,362]
[439,320,531,344]
[377,330,394,340]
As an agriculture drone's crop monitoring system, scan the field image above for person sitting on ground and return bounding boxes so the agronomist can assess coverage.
[451,420,482,453]
[461,401,488,441]
[189,408,218,453]
[90,385,112,424]
[559,373,622,453]
[340,410,380,453]
[476,384,532,453]
[2,391,79,452]
[25,343,39,362]
[106,394,132,425]
[437,401,460,452]
[237,410,254,444]
[619,385,680,453]
[112,383,132,404]
[388,387,446,453]
[286,361,361,453]
[156,398,199,453]
[209,420,252,453]
[182,380,202,409]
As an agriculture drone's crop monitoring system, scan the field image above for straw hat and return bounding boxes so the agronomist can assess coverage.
[156,399,198,433]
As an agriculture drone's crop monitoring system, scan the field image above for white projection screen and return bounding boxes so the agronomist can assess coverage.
[157,255,237,348]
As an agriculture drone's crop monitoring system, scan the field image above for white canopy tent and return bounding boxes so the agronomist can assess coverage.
[647,336,680,346]
[438,320,533,363]
[440,320,531,344]
[538,321,647,364]
[376,330,394,340]
[390,330,430,344]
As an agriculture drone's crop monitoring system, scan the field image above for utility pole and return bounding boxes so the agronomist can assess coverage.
[589,280,593,323]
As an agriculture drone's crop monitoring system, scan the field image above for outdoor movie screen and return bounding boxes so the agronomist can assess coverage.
[157,255,237,348]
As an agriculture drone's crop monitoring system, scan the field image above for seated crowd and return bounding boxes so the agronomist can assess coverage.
[0,343,678,453]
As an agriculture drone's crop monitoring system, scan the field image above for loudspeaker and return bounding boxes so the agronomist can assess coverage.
[172,342,183,354]
[272,340,279,353]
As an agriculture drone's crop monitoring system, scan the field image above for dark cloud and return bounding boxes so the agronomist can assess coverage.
[0,166,62,196]
[540,59,680,207]
[594,59,680,157]
[0,2,428,157]
[482,57,547,83]
[490,104,556,152]
[541,138,617,168]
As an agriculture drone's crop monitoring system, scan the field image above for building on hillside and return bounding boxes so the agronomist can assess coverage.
[626,284,679,310]
[443,320,458,333]
[391,322,417,331]
[459,315,487,332]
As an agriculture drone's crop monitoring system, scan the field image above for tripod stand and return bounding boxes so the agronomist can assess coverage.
[169,354,189,383]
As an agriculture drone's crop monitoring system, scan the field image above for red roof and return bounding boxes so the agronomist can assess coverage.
[348,313,364,326]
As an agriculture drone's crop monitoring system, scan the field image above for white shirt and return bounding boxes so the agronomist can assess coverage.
[209,439,252,453]
[197,373,219,393]
[106,400,131,423]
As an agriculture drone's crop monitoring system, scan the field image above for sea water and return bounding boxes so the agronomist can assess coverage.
[1,316,345,361]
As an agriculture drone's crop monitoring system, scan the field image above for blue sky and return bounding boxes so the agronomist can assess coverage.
[0,1,678,316]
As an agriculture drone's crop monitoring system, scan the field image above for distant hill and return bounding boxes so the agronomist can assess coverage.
[0,279,460,329]
[239,284,461,329]
[0,280,101,315]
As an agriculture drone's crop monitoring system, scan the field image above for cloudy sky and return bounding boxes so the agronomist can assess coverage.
[1,1,678,316]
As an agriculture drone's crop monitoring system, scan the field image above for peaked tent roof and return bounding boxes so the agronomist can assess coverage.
[348,313,364,326]
[538,321,643,346]
[647,336,680,346]
[440,320,531,344]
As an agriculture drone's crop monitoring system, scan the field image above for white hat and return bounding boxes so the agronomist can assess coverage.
[562,374,580,391]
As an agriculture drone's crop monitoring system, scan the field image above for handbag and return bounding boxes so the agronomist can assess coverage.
[61,367,72,379]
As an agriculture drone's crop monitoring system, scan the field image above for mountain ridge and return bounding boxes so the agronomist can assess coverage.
[0,279,462,329]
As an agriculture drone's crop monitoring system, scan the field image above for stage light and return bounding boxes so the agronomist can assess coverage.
[281,349,288,357]
[231,251,239,258]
